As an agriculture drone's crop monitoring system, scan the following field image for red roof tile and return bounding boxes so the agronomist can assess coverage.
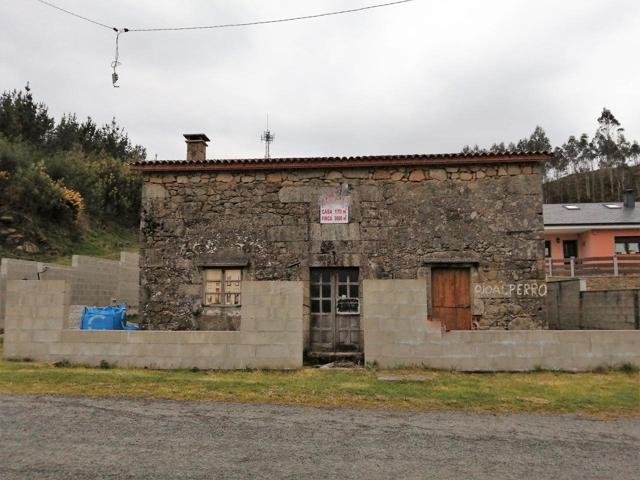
[130,151,551,173]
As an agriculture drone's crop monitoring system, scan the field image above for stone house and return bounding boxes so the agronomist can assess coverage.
[132,134,550,357]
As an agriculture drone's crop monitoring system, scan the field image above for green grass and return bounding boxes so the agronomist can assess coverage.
[0,221,138,264]
[0,344,637,417]
[45,222,138,264]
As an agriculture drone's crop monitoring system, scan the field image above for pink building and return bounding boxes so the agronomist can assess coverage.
[543,191,640,260]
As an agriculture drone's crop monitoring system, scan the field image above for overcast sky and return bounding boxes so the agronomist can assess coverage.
[1,0,639,160]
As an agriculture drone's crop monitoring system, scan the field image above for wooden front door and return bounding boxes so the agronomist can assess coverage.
[310,268,361,353]
[431,268,472,331]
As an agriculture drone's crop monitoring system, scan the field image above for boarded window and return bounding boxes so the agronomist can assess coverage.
[204,268,242,306]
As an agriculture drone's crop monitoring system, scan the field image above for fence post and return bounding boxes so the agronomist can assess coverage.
[634,290,640,330]
[547,257,553,276]
[613,255,619,276]
[570,257,575,278]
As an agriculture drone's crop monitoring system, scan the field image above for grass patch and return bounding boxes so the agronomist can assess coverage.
[44,222,138,264]
[0,345,637,417]
[0,220,138,264]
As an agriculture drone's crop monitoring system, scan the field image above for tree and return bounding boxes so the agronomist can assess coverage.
[47,114,146,161]
[516,126,552,152]
[592,108,631,169]
[461,126,552,155]
[0,84,54,145]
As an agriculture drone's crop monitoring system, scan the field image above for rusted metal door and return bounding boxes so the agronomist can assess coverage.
[431,268,472,331]
[310,268,361,353]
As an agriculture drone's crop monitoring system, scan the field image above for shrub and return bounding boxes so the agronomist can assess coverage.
[617,362,639,374]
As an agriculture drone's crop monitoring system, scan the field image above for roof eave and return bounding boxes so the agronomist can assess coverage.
[130,153,550,173]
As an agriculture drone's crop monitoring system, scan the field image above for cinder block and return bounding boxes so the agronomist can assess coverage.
[124,331,172,344]
[228,344,255,359]
[511,343,542,358]
[255,344,289,359]
[254,316,287,332]
[32,330,61,343]
[176,343,226,358]
[48,343,79,356]
[474,342,513,358]
[64,330,127,344]
[380,343,420,359]
[541,343,568,357]
[239,331,299,346]
[194,331,242,344]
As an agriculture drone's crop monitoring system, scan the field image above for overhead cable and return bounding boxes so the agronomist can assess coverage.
[35,0,115,31]
[34,0,417,87]
[128,0,416,32]
[35,0,415,32]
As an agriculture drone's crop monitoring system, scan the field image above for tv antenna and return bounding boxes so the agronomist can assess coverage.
[261,115,275,159]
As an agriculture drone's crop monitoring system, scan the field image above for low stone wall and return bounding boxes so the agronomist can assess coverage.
[364,279,640,370]
[0,252,139,330]
[3,280,303,370]
[547,279,640,330]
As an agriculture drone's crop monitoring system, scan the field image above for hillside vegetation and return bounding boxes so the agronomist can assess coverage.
[0,85,144,261]
[463,108,640,204]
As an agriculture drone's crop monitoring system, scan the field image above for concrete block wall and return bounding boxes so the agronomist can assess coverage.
[581,290,637,330]
[546,279,581,329]
[363,279,640,371]
[6,277,639,372]
[3,280,69,360]
[547,279,640,330]
[3,280,303,370]
[0,252,139,330]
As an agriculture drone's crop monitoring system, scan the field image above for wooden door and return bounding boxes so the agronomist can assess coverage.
[310,268,361,353]
[431,268,472,331]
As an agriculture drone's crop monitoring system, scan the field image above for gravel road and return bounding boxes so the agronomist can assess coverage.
[0,395,638,479]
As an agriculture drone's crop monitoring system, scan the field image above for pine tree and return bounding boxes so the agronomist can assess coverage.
[0,83,54,146]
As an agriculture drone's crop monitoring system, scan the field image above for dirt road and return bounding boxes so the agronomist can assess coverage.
[1,395,638,479]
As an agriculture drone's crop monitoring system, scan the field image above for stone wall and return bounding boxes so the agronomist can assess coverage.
[547,279,639,330]
[3,280,303,370]
[140,163,545,331]
[0,252,139,330]
[364,279,640,370]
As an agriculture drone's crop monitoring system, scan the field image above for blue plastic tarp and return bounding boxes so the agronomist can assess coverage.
[80,305,139,331]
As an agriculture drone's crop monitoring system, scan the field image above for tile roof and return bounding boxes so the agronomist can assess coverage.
[543,203,640,226]
[130,151,551,172]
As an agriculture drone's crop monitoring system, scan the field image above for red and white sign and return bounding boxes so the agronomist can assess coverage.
[320,204,349,224]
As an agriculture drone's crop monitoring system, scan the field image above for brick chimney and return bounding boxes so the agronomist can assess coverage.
[184,133,210,161]
[624,189,635,209]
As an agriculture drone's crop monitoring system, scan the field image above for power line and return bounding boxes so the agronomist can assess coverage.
[35,0,114,31]
[128,0,416,32]
[35,0,415,33]
[34,0,417,87]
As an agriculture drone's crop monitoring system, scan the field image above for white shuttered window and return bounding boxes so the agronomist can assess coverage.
[204,269,241,306]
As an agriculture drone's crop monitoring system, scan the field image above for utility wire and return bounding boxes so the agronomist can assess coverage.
[128,0,416,32]
[35,0,115,31]
[35,0,415,32]
[34,0,417,87]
